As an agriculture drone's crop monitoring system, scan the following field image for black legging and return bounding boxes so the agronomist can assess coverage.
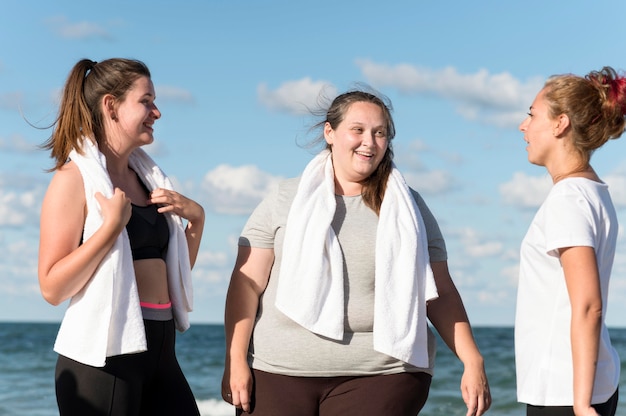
[55,319,200,416]
[527,388,619,416]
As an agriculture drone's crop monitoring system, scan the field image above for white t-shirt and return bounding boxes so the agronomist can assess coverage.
[515,178,620,406]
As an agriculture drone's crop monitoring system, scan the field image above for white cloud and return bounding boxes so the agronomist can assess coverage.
[454,227,504,258]
[0,91,22,111]
[356,60,545,128]
[0,134,39,153]
[45,16,112,40]
[404,169,457,195]
[476,289,510,304]
[499,171,552,209]
[201,164,284,215]
[0,238,40,296]
[195,249,230,269]
[156,85,195,104]
[0,190,41,226]
[603,173,626,208]
[501,264,520,286]
[257,78,337,115]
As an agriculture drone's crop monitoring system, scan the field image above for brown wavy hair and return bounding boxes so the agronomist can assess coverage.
[310,87,396,215]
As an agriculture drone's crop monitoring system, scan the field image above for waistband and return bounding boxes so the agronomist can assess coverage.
[140,302,173,321]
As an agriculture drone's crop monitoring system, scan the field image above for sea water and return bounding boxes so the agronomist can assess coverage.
[1,323,624,415]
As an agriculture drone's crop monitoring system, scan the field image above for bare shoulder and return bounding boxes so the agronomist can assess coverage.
[43,160,85,207]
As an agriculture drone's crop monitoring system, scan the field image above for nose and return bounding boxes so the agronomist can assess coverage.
[152,103,161,120]
[361,130,376,146]
[518,117,529,132]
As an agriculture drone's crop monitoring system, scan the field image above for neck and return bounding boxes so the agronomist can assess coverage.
[98,139,133,174]
[334,179,362,196]
[551,164,595,183]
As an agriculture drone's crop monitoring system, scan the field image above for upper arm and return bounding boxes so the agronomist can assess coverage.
[559,246,602,312]
[38,162,86,280]
[231,245,274,296]
[430,260,454,293]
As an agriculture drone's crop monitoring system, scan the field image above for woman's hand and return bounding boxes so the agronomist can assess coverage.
[426,261,492,415]
[573,405,600,416]
[222,358,253,413]
[460,359,491,415]
[148,188,205,267]
[95,188,132,233]
[148,188,204,223]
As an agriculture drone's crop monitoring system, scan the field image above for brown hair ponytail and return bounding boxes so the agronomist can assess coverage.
[42,58,151,171]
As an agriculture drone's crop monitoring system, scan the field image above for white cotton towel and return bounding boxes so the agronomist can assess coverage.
[53,137,192,367]
[275,150,438,368]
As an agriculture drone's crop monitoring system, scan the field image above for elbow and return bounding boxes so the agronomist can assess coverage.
[40,286,64,306]
[573,302,603,324]
[38,278,65,306]
[40,291,63,306]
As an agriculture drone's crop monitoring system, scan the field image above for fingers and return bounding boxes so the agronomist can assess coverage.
[94,189,132,229]
[234,389,252,413]
[464,389,491,416]
[148,188,182,210]
[223,388,251,413]
[148,188,204,222]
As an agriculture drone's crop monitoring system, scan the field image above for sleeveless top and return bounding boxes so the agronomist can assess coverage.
[125,177,169,261]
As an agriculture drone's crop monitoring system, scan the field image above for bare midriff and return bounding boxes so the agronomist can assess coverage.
[134,259,170,305]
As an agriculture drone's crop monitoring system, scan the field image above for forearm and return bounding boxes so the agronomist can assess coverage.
[427,261,490,414]
[571,308,602,411]
[39,224,120,305]
[428,289,484,366]
[184,213,205,268]
[224,277,261,365]
[559,246,603,413]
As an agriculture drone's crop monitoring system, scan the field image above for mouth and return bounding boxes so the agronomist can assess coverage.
[355,150,374,158]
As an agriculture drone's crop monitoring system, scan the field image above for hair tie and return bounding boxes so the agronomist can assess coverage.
[608,76,626,115]
[85,60,98,78]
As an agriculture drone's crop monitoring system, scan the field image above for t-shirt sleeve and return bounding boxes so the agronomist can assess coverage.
[411,189,448,262]
[544,191,596,257]
[238,185,280,249]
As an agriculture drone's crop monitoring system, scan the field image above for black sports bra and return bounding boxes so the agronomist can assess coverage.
[125,178,169,261]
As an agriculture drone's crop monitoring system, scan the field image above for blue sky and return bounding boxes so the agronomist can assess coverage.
[2,0,626,327]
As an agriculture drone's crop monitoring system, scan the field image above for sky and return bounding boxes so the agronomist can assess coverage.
[2,0,626,327]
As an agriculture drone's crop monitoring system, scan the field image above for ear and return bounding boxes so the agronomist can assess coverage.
[553,114,570,137]
[102,94,117,121]
[323,122,334,145]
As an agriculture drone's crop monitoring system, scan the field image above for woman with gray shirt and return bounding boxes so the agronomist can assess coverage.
[221,87,491,416]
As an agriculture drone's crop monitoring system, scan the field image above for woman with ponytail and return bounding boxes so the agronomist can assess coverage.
[516,67,625,416]
[38,58,204,415]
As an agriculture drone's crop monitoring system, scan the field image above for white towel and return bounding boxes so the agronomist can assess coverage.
[53,137,192,367]
[275,150,438,367]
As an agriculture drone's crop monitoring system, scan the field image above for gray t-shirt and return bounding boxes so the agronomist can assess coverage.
[239,177,447,376]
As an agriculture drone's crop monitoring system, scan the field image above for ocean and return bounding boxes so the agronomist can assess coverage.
[1,323,624,416]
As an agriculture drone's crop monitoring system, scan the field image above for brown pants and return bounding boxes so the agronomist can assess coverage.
[237,369,432,416]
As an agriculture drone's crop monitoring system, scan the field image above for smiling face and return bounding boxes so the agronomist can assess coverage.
[110,76,161,148]
[324,101,389,195]
[518,88,559,167]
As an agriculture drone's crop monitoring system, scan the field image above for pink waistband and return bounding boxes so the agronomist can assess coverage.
[140,301,172,309]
